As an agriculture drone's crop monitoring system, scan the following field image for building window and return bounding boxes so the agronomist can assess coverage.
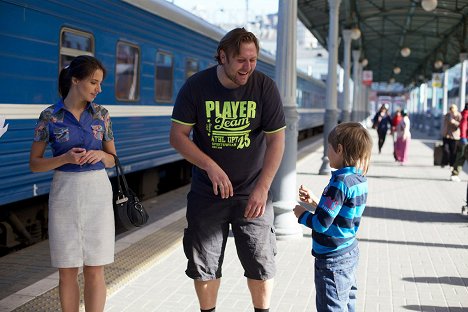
[155,51,174,102]
[59,28,94,70]
[115,42,140,101]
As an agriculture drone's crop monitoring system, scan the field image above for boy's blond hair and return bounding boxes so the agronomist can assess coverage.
[328,122,373,174]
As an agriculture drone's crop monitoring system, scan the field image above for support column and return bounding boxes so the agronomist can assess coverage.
[459,52,468,109]
[341,29,352,122]
[351,50,361,121]
[422,83,428,131]
[271,0,302,240]
[358,62,364,121]
[429,82,437,136]
[442,65,449,115]
[363,84,370,121]
[319,0,342,175]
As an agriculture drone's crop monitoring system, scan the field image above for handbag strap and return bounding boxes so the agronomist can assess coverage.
[111,154,130,195]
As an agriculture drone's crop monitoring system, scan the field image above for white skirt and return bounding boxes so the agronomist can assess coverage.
[48,169,115,268]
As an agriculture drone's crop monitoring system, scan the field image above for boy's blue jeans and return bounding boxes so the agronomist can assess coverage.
[314,246,359,312]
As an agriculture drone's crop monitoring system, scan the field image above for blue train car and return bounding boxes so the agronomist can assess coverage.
[1,0,220,207]
[0,0,327,219]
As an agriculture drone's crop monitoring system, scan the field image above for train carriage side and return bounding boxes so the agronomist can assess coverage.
[296,72,327,139]
[0,0,224,206]
[0,0,329,250]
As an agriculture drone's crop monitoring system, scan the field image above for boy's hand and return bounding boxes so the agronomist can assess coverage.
[299,185,319,207]
[293,205,307,218]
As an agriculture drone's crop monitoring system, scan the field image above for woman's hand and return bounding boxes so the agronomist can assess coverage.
[79,150,107,165]
[65,147,87,165]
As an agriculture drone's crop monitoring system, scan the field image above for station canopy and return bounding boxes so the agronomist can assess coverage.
[297,0,468,88]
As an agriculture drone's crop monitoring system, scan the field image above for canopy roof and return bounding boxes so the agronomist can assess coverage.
[297,0,468,87]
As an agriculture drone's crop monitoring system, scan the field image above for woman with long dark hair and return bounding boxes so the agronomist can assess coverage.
[30,55,116,311]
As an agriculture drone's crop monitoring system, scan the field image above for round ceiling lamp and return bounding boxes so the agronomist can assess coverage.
[389,78,396,84]
[434,60,444,69]
[350,27,361,40]
[421,0,437,12]
[361,58,368,67]
[401,47,411,57]
[393,67,401,74]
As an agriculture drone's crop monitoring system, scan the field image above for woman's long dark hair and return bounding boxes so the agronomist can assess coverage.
[58,55,106,98]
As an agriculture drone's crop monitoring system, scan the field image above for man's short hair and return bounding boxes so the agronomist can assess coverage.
[215,28,259,64]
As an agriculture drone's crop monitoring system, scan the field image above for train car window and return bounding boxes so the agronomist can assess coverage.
[185,58,199,79]
[155,51,174,102]
[303,91,311,108]
[296,89,303,107]
[59,28,94,70]
[116,42,140,101]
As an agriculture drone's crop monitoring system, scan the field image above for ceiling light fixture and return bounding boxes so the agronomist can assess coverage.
[421,0,437,12]
[401,47,411,57]
[434,60,443,69]
[393,67,401,75]
[350,27,361,40]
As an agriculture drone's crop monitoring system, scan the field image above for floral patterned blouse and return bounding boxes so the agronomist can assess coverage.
[33,99,114,172]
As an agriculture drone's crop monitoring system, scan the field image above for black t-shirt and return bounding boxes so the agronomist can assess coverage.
[171,66,285,198]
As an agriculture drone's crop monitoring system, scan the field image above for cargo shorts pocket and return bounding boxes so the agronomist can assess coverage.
[182,228,192,260]
[270,227,277,256]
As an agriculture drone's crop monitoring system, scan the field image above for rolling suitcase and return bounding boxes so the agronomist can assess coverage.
[433,142,443,166]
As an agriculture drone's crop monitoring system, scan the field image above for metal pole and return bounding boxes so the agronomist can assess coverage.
[429,82,436,136]
[459,53,468,109]
[341,29,352,123]
[351,50,361,122]
[358,62,364,121]
[271,0,302,240]
[442,65,449,115]
[319,0,342,175]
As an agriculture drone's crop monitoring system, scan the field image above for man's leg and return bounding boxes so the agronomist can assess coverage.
[247,278,274,309]
[451,141,467,177]
[185,192,232,311]
[195,279,221,310]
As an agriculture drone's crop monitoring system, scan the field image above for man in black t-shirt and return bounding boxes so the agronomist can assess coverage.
[170,28,285,312]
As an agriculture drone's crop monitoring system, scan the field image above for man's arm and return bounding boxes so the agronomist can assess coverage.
[244,129,285,218]
[169,122,233,198]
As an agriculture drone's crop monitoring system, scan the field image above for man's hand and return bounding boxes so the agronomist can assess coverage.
[206,163,233,199]
[244,187,268,218]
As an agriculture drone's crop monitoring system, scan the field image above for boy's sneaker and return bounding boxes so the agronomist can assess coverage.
[450,175,461,182]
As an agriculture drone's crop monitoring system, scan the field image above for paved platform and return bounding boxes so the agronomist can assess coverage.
[1,127,468,311]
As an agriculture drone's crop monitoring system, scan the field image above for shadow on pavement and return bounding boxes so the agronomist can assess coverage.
[366,173,450,181]
[359,238,468,250]
[402,276,468,287]
[404,305,466,312]
[364,206,468,223]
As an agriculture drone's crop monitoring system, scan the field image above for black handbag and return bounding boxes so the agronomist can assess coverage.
[112,154,149,230]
